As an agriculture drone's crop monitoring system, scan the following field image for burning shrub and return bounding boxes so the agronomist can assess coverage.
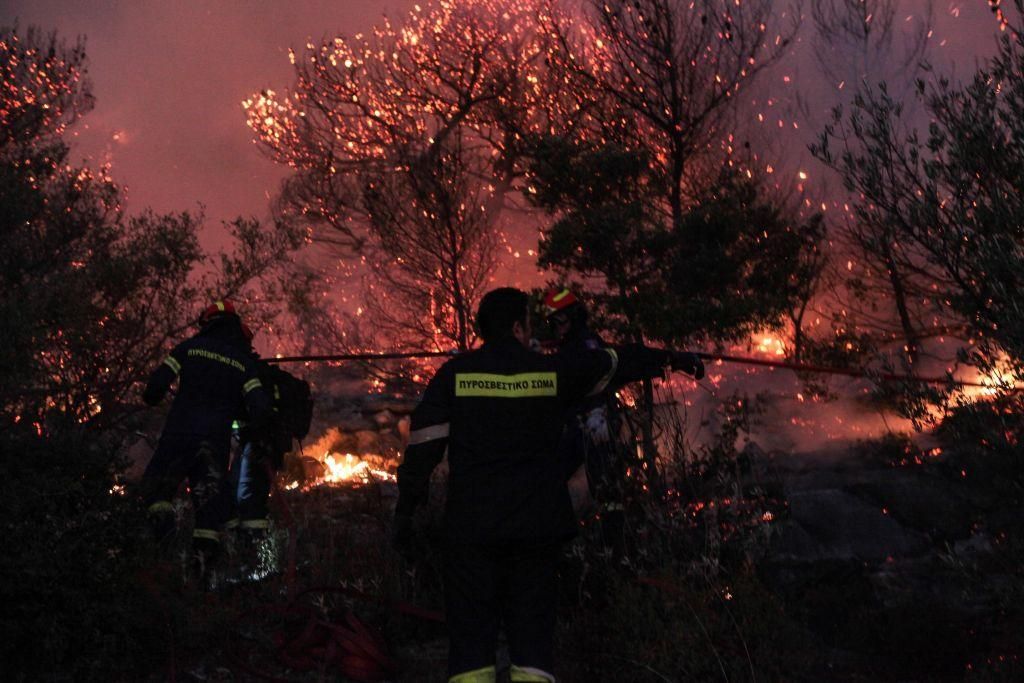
[556,389,793,679]
[655,392,786,573]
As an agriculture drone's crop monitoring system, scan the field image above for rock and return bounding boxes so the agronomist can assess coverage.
[378,431,405,455]
[952,533,993,557]
[844,471,975,540]
[779,488,930,562]
[334,413,376,432]
[767,519,823,560]
[361,394,418,414]
[122,437,154,482]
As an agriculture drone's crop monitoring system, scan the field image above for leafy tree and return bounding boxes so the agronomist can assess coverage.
[0,28,302,431]
[0,25,302,678]
[528,136,822,491]
[793,0,940,369]
[529,137,823,346]
[362,137,499,351]
[540,0,796,227]
[814,2,1024,401]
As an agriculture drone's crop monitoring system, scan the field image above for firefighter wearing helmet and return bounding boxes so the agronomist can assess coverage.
[394,287,699,682]
[140,299,273,586]
[543,287,705,555]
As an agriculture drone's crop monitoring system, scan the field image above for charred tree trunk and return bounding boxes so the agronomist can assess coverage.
[883,246,919,368]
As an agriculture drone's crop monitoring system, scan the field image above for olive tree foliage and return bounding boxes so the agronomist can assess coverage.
[361,136,500,351]
[540,0,798,226]
[813,2,1024,392]
[528,137,823,347]
[807,0,932,101]
[796,0,943,372]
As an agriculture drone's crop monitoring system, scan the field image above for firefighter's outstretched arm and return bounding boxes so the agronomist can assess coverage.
[606,343,705,385]
[561,343,703,401]
[143,346,185,406]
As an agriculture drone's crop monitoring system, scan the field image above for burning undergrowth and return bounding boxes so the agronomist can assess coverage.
[282,418,406,491]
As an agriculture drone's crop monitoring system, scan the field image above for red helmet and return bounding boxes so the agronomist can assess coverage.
[199,299,239,325]
[542,288,578,317]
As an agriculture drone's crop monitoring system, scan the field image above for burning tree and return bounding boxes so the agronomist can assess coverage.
[520,0,817,487]
[798,0,947,371]
[245,0,553,354]
[814,2,1024,408]
[526,137,823,346]
[526,0,817,348]
[538,0,798,223]
[361,136,499,351]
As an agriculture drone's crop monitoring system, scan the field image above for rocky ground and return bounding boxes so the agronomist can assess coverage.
[757,438,1022,681]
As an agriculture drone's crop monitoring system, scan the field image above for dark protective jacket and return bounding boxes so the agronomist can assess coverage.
[556,323,616,412]
[554,323,623,481]
[143,317,272,447]
[395,337,672,543]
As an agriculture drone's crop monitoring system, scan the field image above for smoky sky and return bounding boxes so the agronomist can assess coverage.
[2,0,412,238]
[0,0,1010,239]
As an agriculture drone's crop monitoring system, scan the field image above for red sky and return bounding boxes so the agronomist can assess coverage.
[1,1,1010,237]
[3,0,412,234]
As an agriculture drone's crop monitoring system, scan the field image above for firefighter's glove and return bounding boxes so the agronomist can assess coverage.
[392,513,416,561]
[672,351,705,380]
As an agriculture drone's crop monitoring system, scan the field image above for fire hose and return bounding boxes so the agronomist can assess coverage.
[265,348,1020,391]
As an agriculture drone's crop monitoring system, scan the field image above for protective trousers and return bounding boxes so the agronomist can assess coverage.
[140,432,233,548]
[444,540,560,683]
[230,441,273,532]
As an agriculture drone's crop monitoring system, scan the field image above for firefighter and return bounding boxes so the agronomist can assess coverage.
[393,287,701,683]
[229,416,276,563]
[228,353,311,579]
[141,300,272,582]
[542,288,705,556]
[226,341,278,578]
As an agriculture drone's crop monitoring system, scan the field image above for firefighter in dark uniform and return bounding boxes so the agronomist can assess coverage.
[223,347,275,579]
[393,287,703,683]
[141,300,272,577]
[542,288,705,557]
[228,357,297,577]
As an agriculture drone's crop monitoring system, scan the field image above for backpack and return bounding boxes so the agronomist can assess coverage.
[259,363,314,446]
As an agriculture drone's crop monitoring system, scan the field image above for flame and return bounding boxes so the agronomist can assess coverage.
[754,334,786,357]
[321,452,397,485]
[975,365,1018,398]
